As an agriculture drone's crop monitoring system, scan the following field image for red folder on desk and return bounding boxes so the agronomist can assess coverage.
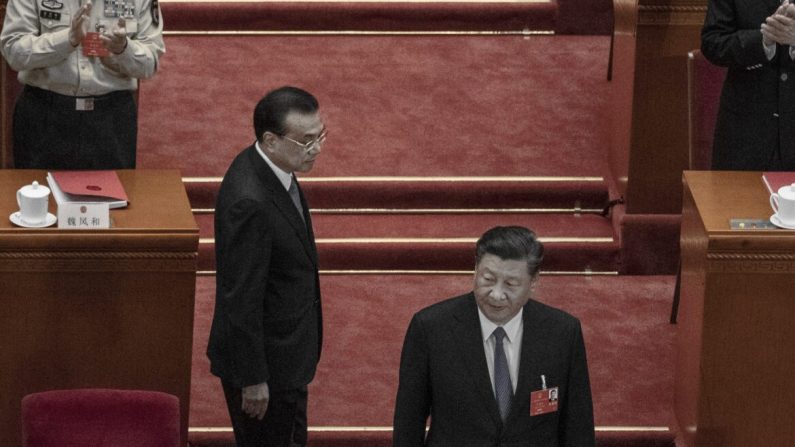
[762,172,795,195]
[47,170,129,208]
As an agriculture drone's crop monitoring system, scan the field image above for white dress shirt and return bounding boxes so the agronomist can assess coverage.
[763,40,795,61]
[256,140,294,192]
[478,307,523,396]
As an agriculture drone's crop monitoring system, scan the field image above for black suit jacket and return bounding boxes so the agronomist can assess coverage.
[702,0,795,170]
[394,293,594,447]
[207,145,323,391]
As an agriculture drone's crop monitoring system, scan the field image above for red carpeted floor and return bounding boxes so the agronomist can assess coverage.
[189,274,677,446]
[129,8,676,446]
[137,35,611,179]
[160,1,558,33]
[184,177,611,210]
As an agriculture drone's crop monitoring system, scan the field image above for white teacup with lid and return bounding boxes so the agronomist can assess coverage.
[16,181,50,226]
[770,183,795,226]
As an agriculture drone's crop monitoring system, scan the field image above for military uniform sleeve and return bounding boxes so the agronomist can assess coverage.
[701,0,769,67]
[0,0,76,71]
[103,0,164,79]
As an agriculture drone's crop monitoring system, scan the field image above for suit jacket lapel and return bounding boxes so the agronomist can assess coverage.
[295,178,319,266]
[451,293,504,431]
[507,299,550,429]
[247,147,317,266]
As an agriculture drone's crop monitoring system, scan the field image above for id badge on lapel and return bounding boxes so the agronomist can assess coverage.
[530,387,559,416]
[530,374,558,416]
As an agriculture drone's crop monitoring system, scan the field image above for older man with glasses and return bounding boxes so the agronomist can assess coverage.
[208,86,326,447]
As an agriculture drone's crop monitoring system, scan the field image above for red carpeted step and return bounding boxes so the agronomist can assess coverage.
[184,177,609,211]
[188,274,676,446]
[161,1,557,32]
[189,432,676,447]
[556,0,613,35]
[137,35,611,179]
[193,212,619,272]
[194,213,615,238]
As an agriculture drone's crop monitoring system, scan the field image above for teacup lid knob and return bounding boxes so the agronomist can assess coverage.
[31,181,39,189]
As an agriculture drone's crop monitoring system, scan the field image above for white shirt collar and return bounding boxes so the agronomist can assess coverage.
[255,140,294,191]
[478,305,523,344]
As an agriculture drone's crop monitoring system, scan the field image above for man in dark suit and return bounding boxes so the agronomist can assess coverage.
[702,0,795,170]
[394,226,594,447]
[208,86,326,447]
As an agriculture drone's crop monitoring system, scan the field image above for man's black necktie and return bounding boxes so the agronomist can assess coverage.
[493,327,513,422]
[288,177,305,224]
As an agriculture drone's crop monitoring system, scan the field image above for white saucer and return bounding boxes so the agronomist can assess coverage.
[770,214,795,230]
[9,211,57,228]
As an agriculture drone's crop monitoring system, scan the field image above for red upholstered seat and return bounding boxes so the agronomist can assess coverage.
[687,49,726,170]
[2,62,22,168]
[21,389,180,447]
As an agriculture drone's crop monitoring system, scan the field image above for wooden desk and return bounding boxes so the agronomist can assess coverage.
[0,170,198,447]
[676,171,795,446]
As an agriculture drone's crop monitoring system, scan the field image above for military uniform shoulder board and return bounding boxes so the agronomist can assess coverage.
[152,0,160,26]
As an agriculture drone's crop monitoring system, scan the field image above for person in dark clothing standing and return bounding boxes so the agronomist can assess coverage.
[208,87,326,447]
[702,0,795,170]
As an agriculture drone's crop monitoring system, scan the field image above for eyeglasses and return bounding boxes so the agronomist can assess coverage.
[281,129,328,154]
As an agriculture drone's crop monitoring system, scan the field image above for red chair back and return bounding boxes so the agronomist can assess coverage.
[22,389,180,447]
[687,49,727,170]
[2,61,22,168]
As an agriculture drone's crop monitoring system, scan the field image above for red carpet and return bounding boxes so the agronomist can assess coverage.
[193,212,619,272]
[2,3,678,445]
[128,8,676,446]
[185,177,610,210]
[161,1,557,32]
[556,0,613,35]
[137,35,611,178]
[189,274,677,445]
[159,0,612,35]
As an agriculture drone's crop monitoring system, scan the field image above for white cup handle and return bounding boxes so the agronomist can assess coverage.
[16,189,22,210]
[771,193,780,214]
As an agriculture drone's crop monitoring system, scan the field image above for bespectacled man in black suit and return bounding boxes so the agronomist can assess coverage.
[394,226,594,447]
[208,86,326,447]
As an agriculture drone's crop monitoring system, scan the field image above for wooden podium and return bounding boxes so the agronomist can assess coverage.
[676,171,795,447]
[0,170,198,447]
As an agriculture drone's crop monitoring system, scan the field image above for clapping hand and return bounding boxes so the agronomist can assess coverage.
[762,2,795,46]
[68,1,92,47]
[100,18,128,55]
